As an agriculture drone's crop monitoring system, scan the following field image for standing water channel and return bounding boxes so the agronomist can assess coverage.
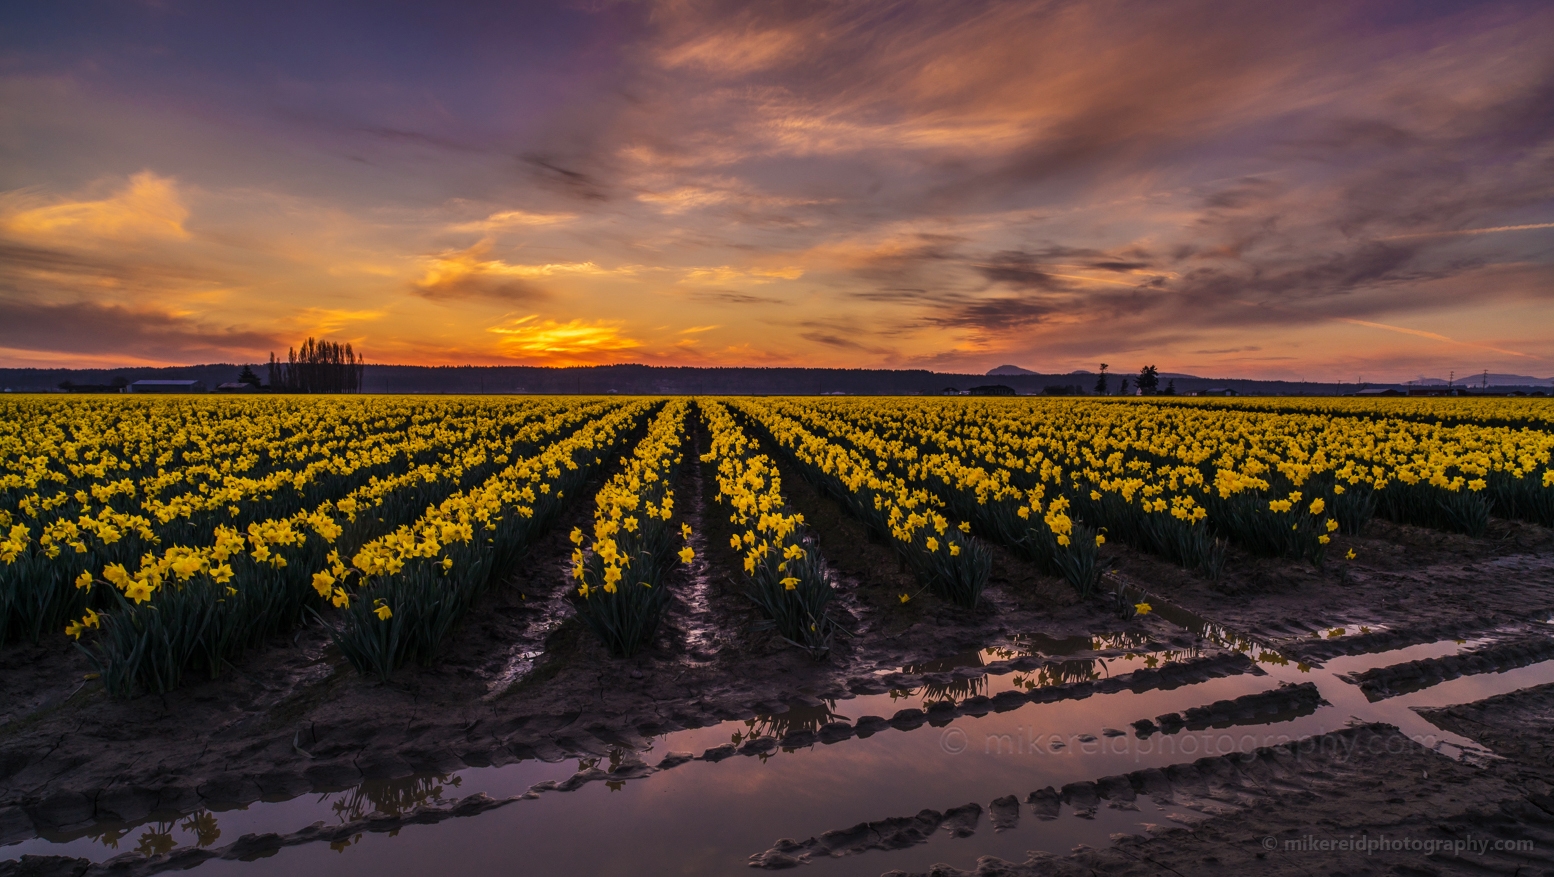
[7,591,1554,877]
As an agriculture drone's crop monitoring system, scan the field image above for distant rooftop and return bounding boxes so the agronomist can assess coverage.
[129,380,204,393]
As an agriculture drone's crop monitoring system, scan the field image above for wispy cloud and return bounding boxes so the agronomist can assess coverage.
[3,172,190,243]
[0,298,277,362]
[2,0,1552,378]
[1379,222,1554,240]
[412,240,623,302]
[1334,318,1532,358]
[486,315,642,365]
[448,209,579,232]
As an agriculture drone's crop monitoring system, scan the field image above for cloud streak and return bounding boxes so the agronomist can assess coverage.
[0,0,1550,378]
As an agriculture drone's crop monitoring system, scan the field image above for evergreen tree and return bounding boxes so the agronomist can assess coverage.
[1094,363,1109,395]
[1136,365,1160,395]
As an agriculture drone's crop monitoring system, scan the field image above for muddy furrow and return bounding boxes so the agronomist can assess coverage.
[1420,681,1554,772]
[750,723,1554,873]
[1133,682,1325,736]
[1346,634,1554,700]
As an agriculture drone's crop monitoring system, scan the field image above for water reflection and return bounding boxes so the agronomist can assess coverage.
[326,774,464,851]
[732,701,852,754]
[1110,583,1302,670]
[1000,630,1158,658]
[82,810,222,856]
[13,587,1549,877]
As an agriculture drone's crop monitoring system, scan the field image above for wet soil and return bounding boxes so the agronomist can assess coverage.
[0,426,1149,848]
[1102,515,1554,660]
[883,724,1554,877]
[3,424,1554,877]
[1422,682,1554,775]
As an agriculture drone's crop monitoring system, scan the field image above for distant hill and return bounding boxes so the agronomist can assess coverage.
[986,364,1036,376]
[1414,374,1553,387]
[3,362,1550,396]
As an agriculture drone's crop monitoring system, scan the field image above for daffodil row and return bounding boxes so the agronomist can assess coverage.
[799,397,1338,569]
[23,399,611,657]
[779,396,1548,568]
[1155,395,1554,430]
[782,397,1214,576]
[4,396,585,548]
[751,398,1103,594]
[570,400,694,657]
[1,395,432,510]
[62,398,630,694]
[698,400,835,656]
[321,398,653,677]
[0,395,589,648]
[325,399,647,661]
[731,399,991,608]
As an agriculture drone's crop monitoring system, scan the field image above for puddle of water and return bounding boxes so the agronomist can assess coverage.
[131,673,1276,877]
[4,657,1274,871]
[9,587,1553,876]
[189,785,1178,877]
[1298,622,1392,640]
[4,760,576,864]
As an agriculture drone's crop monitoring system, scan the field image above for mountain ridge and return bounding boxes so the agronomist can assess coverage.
[4,363,1551,395]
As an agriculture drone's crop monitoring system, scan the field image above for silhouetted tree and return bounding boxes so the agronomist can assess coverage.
[1163,379,1176,396]
[1136,365,1160,395]
[1094,363,1109,395]
[1118,377,1130,395]
[267,338,364,393]
[237,365,262,388]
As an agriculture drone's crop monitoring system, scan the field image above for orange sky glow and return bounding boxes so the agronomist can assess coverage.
[2,1,1551,381]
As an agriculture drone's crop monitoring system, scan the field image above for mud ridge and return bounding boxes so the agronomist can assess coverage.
[1098,515,1554,650]
[1280,617,1517,664]
[1420,680,1554,775]
[1134,681,1324,736]
[1346,633,1554,700]
[0,646,1241,848]
[757,723,1554,874]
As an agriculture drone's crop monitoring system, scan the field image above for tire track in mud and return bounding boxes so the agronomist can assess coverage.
[1422,681,1554,772]
[749,703,1554,876]
[1346,635,1554,700]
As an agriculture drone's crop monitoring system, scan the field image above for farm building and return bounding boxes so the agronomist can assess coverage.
[129,380,205,394]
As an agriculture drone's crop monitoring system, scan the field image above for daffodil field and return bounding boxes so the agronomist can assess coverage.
[325,399,652,677]
[1,394,1550,695]
[700,400,835,656]
[731,399,995,607]
[569,400,694,657]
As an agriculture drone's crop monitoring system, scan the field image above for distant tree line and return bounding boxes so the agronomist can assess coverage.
[267,338,364,393]
[1087,363,1175,396]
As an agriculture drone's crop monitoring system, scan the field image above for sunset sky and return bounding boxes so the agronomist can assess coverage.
[2,1,1551,380]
